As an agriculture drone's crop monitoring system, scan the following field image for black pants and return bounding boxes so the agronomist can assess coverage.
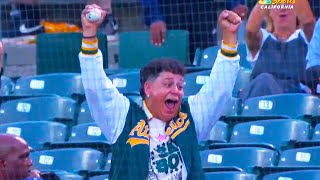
[239,73,304,101]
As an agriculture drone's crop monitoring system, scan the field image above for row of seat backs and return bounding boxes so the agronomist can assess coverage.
[2,118,320,154]
[24,169,320,180]
[36,30,189,75]
[28,145,320,179]
[0,68,251,106]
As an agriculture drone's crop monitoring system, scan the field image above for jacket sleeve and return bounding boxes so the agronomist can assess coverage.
[79,38,130,144]
[188,49,240,141]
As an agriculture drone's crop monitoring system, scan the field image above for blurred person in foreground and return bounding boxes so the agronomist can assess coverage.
[0,134,61,180]
[79,4,241,180]
[240,0,316,100]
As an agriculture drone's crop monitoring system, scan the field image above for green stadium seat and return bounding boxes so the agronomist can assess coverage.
[223,94,320,124]
[0,96,77,126]
[1,76,15,95]
[36,33,108,74]
[278,146,320,167]
[78,101,94,124]
[206,121,229,143]
[50,171,84,180]
[263,170,320,180]
[126,94,143,106]
[229,119,310,151]
[0,121,67,150]
[200,147,278,172]
[232,68,252,98]
[89,174,109,180]
[108,71,140,95]
[31,148,104,174]
[13,73,84,100]
[199,46,220,68]
[242,94,319,119]
[205,172,257,180]
[78,96,142,125]
[312,124,320,140]
[68,122,108,143]
[184,70,211,96]
[104,153,112,172]
[119,30,189,68]
[49,123,111,155]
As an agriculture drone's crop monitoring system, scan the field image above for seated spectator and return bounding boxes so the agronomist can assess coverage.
[0,134,60,180]
[240,0,315,101]
[305,18,320,95]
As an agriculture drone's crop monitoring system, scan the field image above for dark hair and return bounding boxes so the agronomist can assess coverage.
[140,58,186,99]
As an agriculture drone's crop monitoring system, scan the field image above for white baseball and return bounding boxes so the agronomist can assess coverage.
[86,8,102,22]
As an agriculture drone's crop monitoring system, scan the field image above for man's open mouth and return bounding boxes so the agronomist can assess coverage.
[165,99,178,110]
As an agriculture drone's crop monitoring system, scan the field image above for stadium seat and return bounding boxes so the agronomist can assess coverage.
[206,121,229,143]
[119,30,189,68]
[68,122,108,143]
[184,70,211,96]
[263,170,320,180]
[36,32,108,74]
[89,174,109,180]
[229,119,310,151]
[199,43,250,70]
[199,46,220,68]
[31,148,104,173]
[278,146,320,167]
[223,94,320,124]
[126,94,143,106]
[104,153,112,172]
[13,73,84,100]
[312,123,320,140]
[0,96,77,126]
[1,75,15,95]
[232,68,252,98]
[0,121,67,150]
[86,154,112,179]
[200,147,278,172]
[47,171,84,180]
[205,171,257,180]
[78,101,94,124]
[241,94,319,119]
[49,123,111,155]
[108,71,140,95]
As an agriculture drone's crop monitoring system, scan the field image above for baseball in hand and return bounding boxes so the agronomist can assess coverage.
[86,8,102,22]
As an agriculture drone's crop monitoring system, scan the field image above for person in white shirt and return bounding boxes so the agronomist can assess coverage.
[79,4,241,180]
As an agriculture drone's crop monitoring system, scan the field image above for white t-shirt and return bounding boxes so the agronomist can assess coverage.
[247,28,309,63]
[143,103,187,180]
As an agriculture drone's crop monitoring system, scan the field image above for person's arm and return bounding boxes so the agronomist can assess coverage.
[142,0,166,46]
[189,10,241,141]
[141,0,164,26]
[79,4,129,144]
[306,18,320,69]
[246,2,268,59]
[295,0,315,42]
